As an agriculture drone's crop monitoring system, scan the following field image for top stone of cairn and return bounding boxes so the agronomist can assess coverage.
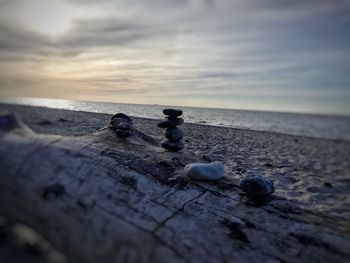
[163,109,183,118]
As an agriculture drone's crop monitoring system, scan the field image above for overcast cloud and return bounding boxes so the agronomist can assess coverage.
[0,0,349,114]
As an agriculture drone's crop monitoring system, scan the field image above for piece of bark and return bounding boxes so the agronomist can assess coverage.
[0,116,349,263]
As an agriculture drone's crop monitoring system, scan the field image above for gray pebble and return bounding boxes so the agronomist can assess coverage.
[161,140,184,152]
[163,108,183,117]
[184,161,224,181]
[157,118,184,128]
[165,127,184,141]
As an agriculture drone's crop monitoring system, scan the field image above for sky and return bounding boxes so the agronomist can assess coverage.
[0,0,349,115]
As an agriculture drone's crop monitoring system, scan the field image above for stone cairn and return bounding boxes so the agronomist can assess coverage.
[157,109,184,152]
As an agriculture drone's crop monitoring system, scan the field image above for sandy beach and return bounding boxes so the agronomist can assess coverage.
[1,1,349,262]
[0,103,350,262]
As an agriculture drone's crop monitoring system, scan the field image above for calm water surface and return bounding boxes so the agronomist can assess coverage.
[1,97,350,141]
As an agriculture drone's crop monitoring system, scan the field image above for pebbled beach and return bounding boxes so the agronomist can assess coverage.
[0,103,350,262]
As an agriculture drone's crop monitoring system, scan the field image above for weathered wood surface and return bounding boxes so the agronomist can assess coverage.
[0,114,350,263]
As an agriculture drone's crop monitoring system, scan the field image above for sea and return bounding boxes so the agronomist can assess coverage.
[1,97,350,142]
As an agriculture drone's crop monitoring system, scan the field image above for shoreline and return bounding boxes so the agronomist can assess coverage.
[2,96,350,117]
[1,102,349,143]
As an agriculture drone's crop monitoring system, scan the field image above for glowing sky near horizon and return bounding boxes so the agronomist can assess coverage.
[0,0,349,114]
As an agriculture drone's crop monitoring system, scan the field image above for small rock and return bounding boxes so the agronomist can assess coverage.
[110,113,133,137]
[184,161,224,181]
[163,108,183,117]
[157,118,184,128]
[110,113,133,130]
[240,175,275,198]
[161,140,184,152]
[165,127,184,141]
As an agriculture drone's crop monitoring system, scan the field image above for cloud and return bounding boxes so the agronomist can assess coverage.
[58,18,173,51]
[0,0,349,114]
[0,21,52,53]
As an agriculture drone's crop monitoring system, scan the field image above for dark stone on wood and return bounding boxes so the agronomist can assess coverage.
[165,127,184,141]
[161,140,184,152]
[240,175,275,198]
[110,113,133,131]
[109,113,133,137]
[157,118,184,128]
[163,108,183,117]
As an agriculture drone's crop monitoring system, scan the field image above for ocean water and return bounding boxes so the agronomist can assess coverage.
[1,97,350,141]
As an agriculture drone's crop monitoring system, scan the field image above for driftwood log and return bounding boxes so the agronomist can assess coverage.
[0,114,350,263]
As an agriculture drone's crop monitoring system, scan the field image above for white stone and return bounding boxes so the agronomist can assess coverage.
[184,161,224,181]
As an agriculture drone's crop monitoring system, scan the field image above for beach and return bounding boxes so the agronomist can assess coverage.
[2,97,350,141]
[0,103,350,262]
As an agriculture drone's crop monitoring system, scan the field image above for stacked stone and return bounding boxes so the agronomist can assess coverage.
[157,109,184,152]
